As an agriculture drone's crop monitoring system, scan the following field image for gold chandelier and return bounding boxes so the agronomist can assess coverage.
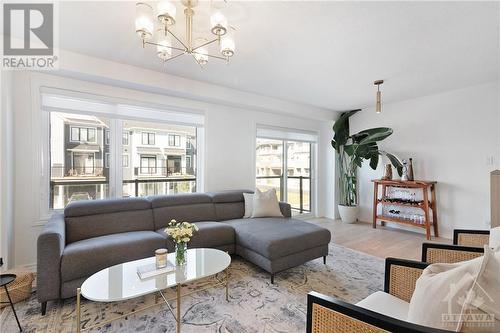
[135,0,236,67]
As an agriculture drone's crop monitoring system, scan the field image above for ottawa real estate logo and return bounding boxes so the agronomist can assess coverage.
[2,2,59,70]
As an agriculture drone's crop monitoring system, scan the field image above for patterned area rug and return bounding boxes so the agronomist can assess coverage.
[0,244,383,333]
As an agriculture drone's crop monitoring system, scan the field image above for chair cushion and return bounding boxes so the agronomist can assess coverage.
[224,218,331,260]
[356,291,410,322]
[61,231,167,282]
[156,221,234,252]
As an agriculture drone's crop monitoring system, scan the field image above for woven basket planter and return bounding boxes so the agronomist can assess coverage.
[0,272,34,308]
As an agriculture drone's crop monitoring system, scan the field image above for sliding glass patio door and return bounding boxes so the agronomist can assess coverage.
[256,138,312,215]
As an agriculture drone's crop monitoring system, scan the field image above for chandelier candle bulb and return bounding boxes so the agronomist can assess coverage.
[210,11,228,36]
[135,2,154,39]
[220,35,235,57]
[157,35,173,61]
[194,48,209,66]
[157,0,176,25]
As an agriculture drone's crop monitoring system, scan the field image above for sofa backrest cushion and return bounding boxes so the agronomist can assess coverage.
[64,198,154,243]
[209,190,252,221]
[150,193,217,229]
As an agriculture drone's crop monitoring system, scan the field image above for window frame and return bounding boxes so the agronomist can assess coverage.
[140,155,157,175]
[70,126,98,143]
[122,154,129,168]
[122,131,129,145]
[168,134,181,147]
[142,132,155,145]
[38,86,205,220]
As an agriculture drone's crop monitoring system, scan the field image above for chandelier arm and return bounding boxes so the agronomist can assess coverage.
[144,41,187,53]
[192,50,227,61]
[191,37,219,52]
[167,29,189,51]
[190,53,205,69]
[162,52,187,63]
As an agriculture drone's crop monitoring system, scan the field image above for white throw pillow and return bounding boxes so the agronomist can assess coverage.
[243,193,254,218]
[407,246,500,332]
[489,227,500,248]
[251,188,283,218]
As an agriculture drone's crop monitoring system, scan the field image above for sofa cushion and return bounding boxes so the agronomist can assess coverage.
[156,221,234,252]
[149,193,212,208]
[61,231,166,282]
[356,291,410,322]
[152,204,217,229]
[65,208,155,244]
[207,190,252,203]
[64,197,151,217]
[224,218,331,260]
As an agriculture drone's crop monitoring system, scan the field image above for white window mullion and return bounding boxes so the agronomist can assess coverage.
[282,140,288,203]
[110,119,123,199]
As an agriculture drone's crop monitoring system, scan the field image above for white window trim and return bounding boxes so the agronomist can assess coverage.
[104,152,110,168]
[37,82,205,221]
[140,155,158,175]
[122,131,129,146]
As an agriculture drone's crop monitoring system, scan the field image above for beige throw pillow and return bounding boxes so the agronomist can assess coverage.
[407,246,500,332]
[243,193,254,218]
[251,188,283,218]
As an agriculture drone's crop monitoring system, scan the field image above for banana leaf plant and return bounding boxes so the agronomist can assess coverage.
[331,110,403,207]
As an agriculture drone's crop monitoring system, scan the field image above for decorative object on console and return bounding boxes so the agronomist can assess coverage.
[251,188,283,218]
[408,158,415,181]
[134,0,236,67]
[382,163,393,180]
[165,219,199,266]
[331,110,402,223]
[401,159,409,181]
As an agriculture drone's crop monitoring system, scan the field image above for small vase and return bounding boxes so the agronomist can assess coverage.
[175,242,187,266]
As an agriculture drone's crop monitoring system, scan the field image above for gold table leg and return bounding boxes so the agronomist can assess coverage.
[176,284,181,333]
[76,288,81,333]
[225,269,229,301]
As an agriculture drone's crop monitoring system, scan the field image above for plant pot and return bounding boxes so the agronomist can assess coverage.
[338,205,359,224]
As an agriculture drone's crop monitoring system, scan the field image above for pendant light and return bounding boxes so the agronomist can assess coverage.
[374,80,384,114]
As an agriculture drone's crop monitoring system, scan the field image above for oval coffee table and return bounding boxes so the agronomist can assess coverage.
[78,248,231,332]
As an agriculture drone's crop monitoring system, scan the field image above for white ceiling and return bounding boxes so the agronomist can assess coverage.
[58,1,500,111]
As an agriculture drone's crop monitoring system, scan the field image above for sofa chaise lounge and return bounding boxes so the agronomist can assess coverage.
[37,190,331,314]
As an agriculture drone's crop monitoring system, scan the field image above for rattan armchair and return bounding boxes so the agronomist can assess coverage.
[307,258,451,333]
[421,228,489,264]
[453,229,490,247]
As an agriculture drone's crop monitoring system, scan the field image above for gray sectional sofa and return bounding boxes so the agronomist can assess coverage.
[37,190,331,314]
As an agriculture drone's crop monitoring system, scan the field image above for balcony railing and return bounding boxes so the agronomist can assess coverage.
[256,175,310,214]
[49,177,196,209]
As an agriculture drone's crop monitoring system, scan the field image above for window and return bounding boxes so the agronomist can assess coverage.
[122,154,129,168]
[50,112,110,209]
[142,132,155,145]
[255,132,314,215]
[140,155,157,174]
[186,137,193,149]
[43,92,203,210]
[169,134,181,147]
[123,132,129,145]
[70,126,97,143]
[186,155,192,168]
[105,153,110,168]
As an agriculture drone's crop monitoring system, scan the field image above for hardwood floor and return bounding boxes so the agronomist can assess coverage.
[308,218,450,261]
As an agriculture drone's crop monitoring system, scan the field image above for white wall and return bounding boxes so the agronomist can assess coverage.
[5,51,337,268]
[0,71,15,270]
[350,81,500,238]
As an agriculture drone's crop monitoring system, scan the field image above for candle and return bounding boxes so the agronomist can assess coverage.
[155,248,168,268]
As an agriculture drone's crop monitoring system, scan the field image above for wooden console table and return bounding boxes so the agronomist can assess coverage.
[372,179,438,240]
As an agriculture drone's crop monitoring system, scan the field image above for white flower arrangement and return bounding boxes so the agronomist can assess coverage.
[165,219,199,244]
